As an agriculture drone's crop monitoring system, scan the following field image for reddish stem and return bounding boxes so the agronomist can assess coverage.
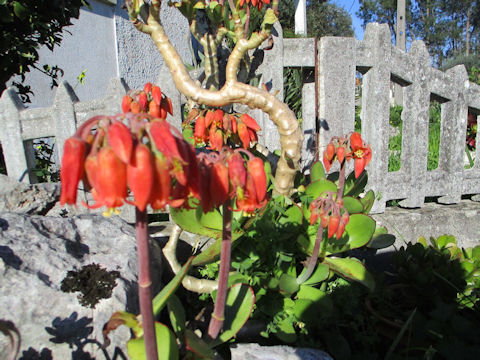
[336,160,346,201]
[297,224,323,284]
[207,202,232,340]
[136,208,158,360]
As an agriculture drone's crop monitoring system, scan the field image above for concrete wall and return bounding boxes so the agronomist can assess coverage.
[8,0,190,108]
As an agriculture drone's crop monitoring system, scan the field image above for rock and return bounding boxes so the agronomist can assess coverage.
[0,174,60,215]
[0,211,162,359]
[230,343,333,360]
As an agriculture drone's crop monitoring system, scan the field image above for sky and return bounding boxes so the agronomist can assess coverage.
[331,0,365,39]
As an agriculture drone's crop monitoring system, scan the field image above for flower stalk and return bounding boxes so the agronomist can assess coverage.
[135,208,158,360]
[207,202,233,339]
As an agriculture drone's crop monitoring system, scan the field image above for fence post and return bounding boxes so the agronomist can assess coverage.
[52,82,79,163]
[0,89,29,182]
[398,41,431,208]
[360,24,392,213]
[103,78,129,115]
[317,36,356,154]
[438,65,469,204]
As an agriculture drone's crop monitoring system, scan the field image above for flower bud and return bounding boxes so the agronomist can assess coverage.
[127,144,153,211]
[327,215,340,239]
[108,121,133,164]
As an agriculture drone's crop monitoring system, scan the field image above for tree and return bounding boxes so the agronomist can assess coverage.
[279,0,353,38]
[0,0,89,102]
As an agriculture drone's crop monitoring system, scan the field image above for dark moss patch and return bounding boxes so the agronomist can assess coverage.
[61,263,120,309]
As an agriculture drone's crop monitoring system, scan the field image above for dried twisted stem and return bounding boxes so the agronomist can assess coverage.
[132,2,302,196]
[163,224,218,293]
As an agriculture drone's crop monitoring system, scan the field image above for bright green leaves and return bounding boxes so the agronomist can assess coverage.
[127,323,179,360]
[324,257,376,291]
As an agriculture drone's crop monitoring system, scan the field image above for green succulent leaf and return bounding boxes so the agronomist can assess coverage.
[359,190,375,213]
[197,206,223,231]
[368,226,395,249]
[305,180,337,199]
[167,294,186,337]
[279,273,300,295]
[278,203,303,226]
[324,257,375,291]
[153,257,193,316]
[171,206,222,240]
[301,263,330,286]
[344,170,368,197]
[310,161,326,182]
[325,214,376,254]
[184,329,215,358]
[274,318,297,343]
[127,323,179,360]
[210,283,255,347]
[342,196,364,214]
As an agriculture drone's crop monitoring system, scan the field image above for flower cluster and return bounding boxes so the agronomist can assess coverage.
[188,108,261,151]
[238,0,270,11]
[121,82,173,119]
[309,192,349,240]
[197,148,267,215]
[323,132,372,178]
[60,110,199,215]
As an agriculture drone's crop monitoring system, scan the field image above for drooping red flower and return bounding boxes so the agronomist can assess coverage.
[87,147,127,210]
[60,137,87,205]
[246,157,267,203]
[108,121,133,164]
[127,144,153,211]
[210,162,230,207]
[150,154,171,210]
[349,132,372,178]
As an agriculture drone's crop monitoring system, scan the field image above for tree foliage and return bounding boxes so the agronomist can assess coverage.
[357,0,479,67]
[0,0,89,102]
[279,0,353,38]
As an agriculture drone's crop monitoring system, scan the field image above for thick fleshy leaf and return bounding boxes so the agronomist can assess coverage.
[359,189,375,213]
[152,257,193,316]
[102,311,143,345]
[278,203,303,226]
[185,329,215,358]
[192,227,245,266]
[197,206,223,231]
[305,180,337,199]
[325,214,376,254]
[170,206,222,241]
[310,161,326,182]
[324,257,375,291]
[210,284,255,347]
[342,196,364,214]
[279,273,300,295]
[301,263,330,286]
[167,295,186,337]
[126,323,178,360]
[368,226,395,249]
[344,170,368,197]
[275,316,297,343]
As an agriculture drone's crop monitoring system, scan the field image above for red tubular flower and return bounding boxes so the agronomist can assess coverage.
[335,212,350,239]
[149,121,181,160]
[222,113,232,132]
[336,146,345,164]
[323,151,332,172]
[108,121,133,164]
[130,101,141,114]
[350,132,372,178]
[138,91,148,111]
[231,117,237,134]
[149,101,161,118]
[152,86,162,106]
[88,147,127,210]
[198,160,214,213]
[228,153,246,192]
[247,157,267,202]
[121,96,132,113]
[150,154,171,210]
[209,126,224,151]
[210,162,230,207]
[327,214,340,239]
[237,122,251,149]
[127,144,153,211]
[194,116,207,144]
[205,110,214,128]
[325,142,335,161]
[240,114,261,132]
[60,137,87,205]
[144,82,153,93]
[213,109,224,127]
[175,137,200,198]
[160,97,173,118]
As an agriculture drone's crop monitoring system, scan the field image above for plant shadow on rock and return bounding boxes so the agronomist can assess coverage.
[17,312,127,360]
